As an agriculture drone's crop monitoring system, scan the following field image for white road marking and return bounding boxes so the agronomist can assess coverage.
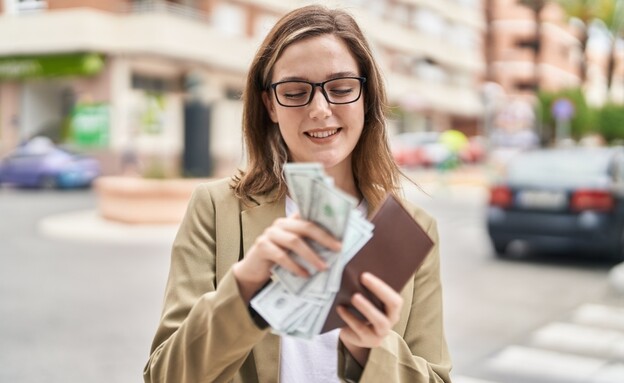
[530,322,624,360]
[486,345,609,382]
[572,304,624,332]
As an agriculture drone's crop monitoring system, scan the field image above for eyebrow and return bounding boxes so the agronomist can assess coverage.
[276,71,360,83]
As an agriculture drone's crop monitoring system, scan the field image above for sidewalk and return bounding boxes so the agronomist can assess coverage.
[38,166,492,245]
[38,209,178,245]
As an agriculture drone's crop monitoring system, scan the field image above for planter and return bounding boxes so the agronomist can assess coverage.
[95,176,210,224]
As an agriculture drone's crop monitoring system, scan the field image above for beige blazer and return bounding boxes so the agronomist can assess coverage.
[143,178,452,383]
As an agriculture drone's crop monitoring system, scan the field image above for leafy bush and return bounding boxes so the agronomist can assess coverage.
[596,103,624,143]
[537,88,596,143]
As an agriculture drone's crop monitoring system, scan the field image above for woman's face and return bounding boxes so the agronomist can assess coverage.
[263,34,365,176]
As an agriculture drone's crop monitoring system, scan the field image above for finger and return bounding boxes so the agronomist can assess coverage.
[266,227,327,271]
[276,217,342,252]
[337,305,371,336]
[338,306,384,349]
[360,272,403,319]
[350,293,390,336]
[258,238,310,278]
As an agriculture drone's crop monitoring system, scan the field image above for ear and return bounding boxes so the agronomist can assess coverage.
[262,91,279,123]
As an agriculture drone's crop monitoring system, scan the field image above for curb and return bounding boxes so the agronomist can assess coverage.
[38,209,178,245]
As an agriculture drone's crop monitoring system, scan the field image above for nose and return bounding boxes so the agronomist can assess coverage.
[308,86,332,119]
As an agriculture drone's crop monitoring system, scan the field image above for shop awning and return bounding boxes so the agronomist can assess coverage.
[0,53,105,80]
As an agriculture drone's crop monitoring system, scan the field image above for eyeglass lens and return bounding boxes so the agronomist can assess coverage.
[274,77,363,107]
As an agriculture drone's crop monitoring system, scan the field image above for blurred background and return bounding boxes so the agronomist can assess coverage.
[1,0,624,382]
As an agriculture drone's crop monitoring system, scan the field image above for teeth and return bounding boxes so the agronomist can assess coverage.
[308,129,338,138]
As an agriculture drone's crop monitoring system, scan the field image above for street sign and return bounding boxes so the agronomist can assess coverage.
[551,98,575,121]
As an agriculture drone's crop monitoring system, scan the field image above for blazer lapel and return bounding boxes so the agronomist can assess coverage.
[240,194,285,254]
[241,193,284,383]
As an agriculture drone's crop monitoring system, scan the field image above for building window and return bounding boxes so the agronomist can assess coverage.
[211,2,246,37]
[132,73,183,93]
[225,87,242,101]
[11,0,47,13]
[514,81,537,92]
[414,58,448,83]
[515,38,540,52]
[412,9,446,39]
[451,24,479,50]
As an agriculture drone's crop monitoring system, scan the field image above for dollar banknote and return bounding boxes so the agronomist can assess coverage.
[250,162,375,339]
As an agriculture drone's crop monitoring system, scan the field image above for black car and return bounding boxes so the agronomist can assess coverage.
[487,147,624,260]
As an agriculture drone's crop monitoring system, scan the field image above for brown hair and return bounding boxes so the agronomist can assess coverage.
[232,5,403,211]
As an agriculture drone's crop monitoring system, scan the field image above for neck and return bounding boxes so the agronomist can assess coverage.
[325,163,361,201]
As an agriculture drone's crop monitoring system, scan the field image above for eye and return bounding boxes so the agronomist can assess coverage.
[276,82,311,100]
[325,78,360,98]
[283,91,308,100]
[329,87,354,97]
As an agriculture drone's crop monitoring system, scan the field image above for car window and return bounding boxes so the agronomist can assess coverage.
[507,150,613,187]
[8,152,45,160]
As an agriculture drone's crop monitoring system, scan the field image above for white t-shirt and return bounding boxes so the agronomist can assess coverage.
[279,196,366,383]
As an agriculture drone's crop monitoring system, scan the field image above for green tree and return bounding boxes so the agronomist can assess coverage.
[557,0,622,90]
[597,103,624,141]
[537,88,596,142]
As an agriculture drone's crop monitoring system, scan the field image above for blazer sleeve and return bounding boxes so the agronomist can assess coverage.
[143,184,268,383]
[338,216,452,382]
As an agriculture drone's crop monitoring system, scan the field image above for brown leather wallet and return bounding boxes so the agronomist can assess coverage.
[321,194,434,333]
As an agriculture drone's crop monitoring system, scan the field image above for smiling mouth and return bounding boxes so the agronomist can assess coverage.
[305,129,340,138]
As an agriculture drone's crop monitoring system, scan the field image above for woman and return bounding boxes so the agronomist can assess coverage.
[144,5,451,383]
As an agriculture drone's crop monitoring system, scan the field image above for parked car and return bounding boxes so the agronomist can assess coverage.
[487,147,624,260]
[0,137,100,189]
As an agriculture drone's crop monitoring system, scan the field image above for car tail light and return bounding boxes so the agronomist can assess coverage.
[570,189,614,212]
[490,185,512,208]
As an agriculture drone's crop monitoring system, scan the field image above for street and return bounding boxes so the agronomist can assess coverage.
[1,180,623,383]
[0,188,171,383]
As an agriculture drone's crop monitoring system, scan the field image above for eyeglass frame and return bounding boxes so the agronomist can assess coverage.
[267,76,367,108]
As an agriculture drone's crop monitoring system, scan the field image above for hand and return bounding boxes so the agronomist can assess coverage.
[232,213,341,303]
[338,272,403,366]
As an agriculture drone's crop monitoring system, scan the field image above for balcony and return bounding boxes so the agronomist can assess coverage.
[0,7,256,73]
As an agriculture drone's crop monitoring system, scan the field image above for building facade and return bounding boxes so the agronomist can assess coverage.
[0,0,486,177]
[485,0,583,102]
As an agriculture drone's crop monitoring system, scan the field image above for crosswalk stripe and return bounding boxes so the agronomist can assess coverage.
[593,363,624,383]
[572,304,624,332]
[530,322,624,361]
[486,345,609,382]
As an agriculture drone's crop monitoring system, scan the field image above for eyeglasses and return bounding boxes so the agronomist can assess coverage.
[269,76,366,107]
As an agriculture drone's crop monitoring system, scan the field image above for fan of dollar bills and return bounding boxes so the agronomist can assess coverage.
[250,163,374,339]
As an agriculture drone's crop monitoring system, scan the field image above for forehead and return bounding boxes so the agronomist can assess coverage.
[271,34,360,81]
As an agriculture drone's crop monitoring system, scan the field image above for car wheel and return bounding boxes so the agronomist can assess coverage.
[40,175,58,190]
[492,240,508,257]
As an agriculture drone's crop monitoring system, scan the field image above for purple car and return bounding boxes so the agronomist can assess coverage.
[0,137,100,189]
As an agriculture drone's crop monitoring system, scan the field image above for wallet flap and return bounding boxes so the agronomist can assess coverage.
[321,194,434,333]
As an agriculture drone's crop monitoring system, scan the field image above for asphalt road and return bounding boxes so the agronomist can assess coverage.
[0,188,171,383]
[1,183,623,383]
[405,181,624,382]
